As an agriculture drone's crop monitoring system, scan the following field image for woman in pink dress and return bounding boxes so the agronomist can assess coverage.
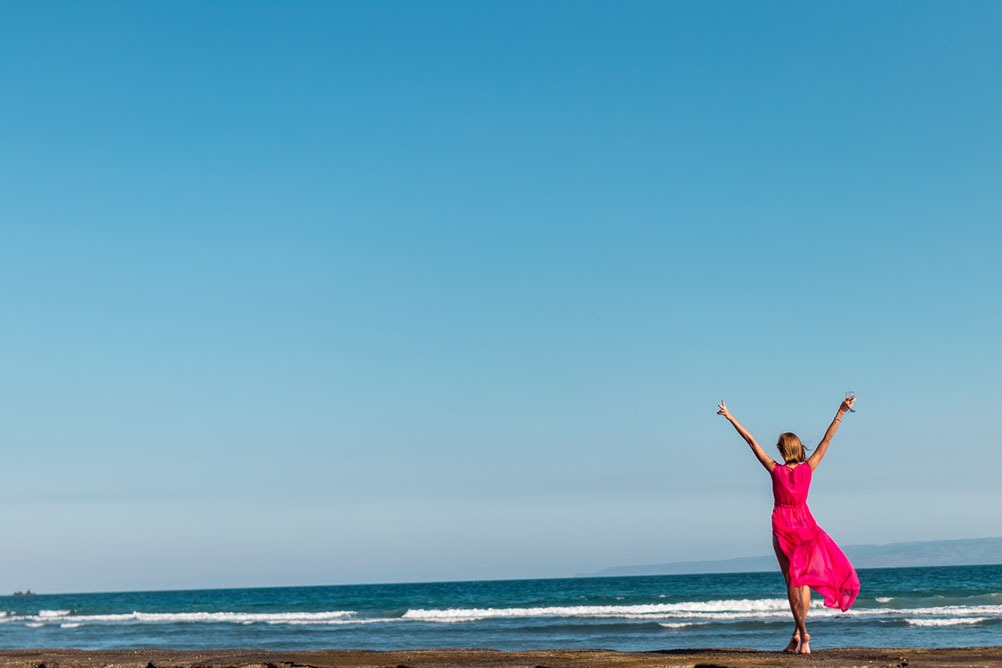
[716,396,860,654]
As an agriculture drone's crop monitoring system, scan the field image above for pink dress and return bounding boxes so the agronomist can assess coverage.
[771,462,860,611]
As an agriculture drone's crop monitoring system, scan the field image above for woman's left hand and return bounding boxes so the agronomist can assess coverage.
[840,395,857,413]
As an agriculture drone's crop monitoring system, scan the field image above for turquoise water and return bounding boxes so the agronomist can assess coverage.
[1,564,1000,650]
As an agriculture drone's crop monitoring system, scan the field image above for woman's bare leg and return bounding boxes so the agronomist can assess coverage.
[797,586,811,654]
[773,537,801,652]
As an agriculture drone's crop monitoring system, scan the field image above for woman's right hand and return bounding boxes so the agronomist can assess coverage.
[716,400,732,419]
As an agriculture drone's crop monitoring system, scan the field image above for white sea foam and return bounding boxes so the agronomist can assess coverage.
[659,621,709,628]
[60,622,82,628]
[401,600,1002,624]
[885,605,1002,617]
[38,610,71,618]
[906,617,989,627]
[402,599,823,622]
[25,622,44,628]
[875,597,893,603]
[270,618,398,626]
[17,610,358,625]
[7,600,1002,629]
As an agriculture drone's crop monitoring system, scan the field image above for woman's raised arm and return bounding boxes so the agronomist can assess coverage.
[717,400,776,472]
[806,395,856,470]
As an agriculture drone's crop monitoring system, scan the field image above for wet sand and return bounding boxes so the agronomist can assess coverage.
[0,647,1000,668]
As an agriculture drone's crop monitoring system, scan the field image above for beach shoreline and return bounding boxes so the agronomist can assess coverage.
[1,647,1000,668]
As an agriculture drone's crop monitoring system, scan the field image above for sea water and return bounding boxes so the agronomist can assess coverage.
[1,564,1000,650]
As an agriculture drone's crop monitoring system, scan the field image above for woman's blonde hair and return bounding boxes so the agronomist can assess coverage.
[776,432,806,464]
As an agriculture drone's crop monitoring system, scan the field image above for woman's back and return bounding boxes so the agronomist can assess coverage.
[771,462,812,507]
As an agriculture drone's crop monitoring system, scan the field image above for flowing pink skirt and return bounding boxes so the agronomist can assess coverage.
[773,504,860,611]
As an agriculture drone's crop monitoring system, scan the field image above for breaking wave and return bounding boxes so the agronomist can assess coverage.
[906,617,989,627]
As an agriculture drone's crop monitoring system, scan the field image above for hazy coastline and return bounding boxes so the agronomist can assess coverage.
[583,537,1002,577]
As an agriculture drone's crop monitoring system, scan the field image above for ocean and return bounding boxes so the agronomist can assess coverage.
[2,564,1000,651]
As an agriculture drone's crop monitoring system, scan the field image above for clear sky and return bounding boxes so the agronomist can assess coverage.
[1,1,1000,594]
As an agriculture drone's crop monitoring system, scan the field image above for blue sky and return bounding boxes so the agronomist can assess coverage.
[1,1,1000,593]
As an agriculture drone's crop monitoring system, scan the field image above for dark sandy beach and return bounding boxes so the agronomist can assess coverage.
[1,647,1000,668]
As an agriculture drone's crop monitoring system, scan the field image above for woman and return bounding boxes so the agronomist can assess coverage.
[717,396,860,654]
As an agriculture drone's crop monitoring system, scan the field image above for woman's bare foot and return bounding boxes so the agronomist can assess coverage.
[797,632,811,654]
[783,633,800,653]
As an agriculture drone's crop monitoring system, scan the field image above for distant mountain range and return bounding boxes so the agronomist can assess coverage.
[582,537,1002,577]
